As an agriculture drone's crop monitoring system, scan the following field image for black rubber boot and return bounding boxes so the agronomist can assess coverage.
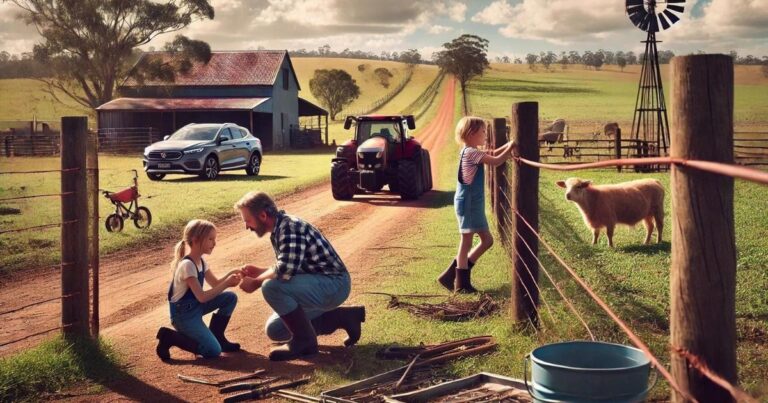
[437,259,457,291]
[209,313,241,352]
[454,260,478,294]
[156,327,199,361]
[269,307,318,361]
[311,306,366,347]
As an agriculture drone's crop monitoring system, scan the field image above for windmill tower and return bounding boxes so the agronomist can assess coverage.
[626,0,685,160]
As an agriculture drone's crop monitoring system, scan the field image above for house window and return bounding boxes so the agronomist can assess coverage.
[282,68,289,90]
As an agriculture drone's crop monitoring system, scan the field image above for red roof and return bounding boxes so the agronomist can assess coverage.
[122,51,288,87]
[96,97,269,111]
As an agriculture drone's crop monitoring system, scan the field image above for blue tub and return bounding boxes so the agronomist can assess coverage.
[524,341,656,402]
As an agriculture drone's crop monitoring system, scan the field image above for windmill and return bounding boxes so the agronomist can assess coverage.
[626,0,685,162]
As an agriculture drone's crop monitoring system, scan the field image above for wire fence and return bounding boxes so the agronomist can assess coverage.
[400,71,446,120]
[486,133,764,401]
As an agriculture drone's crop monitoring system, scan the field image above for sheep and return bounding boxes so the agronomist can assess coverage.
[555,177,665,247]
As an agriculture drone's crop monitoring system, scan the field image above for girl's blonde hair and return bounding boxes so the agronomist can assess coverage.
[455,116,487,144]
[170,219,216,272]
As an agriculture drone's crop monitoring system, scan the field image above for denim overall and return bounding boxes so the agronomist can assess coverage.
[454,147,489,233]
[168,256,237,357]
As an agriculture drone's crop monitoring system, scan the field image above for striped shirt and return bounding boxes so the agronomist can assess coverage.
[270,211,348,281]
[459,147,486,185]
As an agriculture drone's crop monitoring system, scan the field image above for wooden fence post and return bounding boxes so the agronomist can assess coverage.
[670,54,736,402]
[61,116,90,338]
[615,128,622,173]
[492,118,507,215]
[86,130,100,337]
[509,102,540,324]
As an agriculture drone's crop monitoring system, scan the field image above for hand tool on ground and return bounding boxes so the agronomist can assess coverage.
[219,377,281,394]
[177,369,267,387]
[378,335,497,367]
[223,377,311,402]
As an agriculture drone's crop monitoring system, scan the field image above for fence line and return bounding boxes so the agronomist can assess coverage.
[0,219,78,235]
[346,66,415,116]
[0,293,79,317]
[0,323,76,349]
[0,192,74,202]
[670,347,758,403]
[512,208,698,403]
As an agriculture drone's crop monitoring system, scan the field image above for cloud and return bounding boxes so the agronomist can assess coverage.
[471,1,514,25]
[664,0,768,45]
[212,0,243,12]
[428,25,453,34]
[447,2,467,22]
[473,0,629,44]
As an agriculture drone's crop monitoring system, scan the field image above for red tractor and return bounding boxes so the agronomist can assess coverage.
[331,115,433,200]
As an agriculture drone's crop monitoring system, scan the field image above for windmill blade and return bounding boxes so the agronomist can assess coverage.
[628,9,647,27]
[666,4,685,13]
[626,0,643,6]
[665,0,686,3]
[663,9,680,24]
[639,12,653,31]
[658,12,671,30]
[649,14,660,32]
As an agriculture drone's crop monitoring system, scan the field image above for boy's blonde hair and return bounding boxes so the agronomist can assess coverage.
[454,116,487,144]
[170,219,216,272]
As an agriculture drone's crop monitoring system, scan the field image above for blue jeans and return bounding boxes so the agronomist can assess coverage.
[171,291,237,358]
[262,272,350,342]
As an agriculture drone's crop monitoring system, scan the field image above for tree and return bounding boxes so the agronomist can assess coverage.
[399,48,421,67]
[374,67,393,88]
[525,53,538,70]
[540,51,556,71]
[559,51,569,70]
[433,34,489,112]
[617,56,627,72]
[309,69,360,120]
[8,0,215,109]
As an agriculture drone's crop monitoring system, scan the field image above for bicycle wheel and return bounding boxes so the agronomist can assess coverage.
[133,206,152,229]
[105,213,124,232]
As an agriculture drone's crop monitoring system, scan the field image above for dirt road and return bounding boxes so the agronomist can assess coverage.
[0,78,457,401]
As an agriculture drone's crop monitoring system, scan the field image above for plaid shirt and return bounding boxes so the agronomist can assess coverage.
[270,211,348,281]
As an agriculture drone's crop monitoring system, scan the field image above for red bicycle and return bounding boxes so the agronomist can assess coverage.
[102,170,152,232]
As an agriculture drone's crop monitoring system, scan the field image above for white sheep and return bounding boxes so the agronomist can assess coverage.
[556,177,665,247]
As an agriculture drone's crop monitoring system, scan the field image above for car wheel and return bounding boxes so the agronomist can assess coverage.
[133,207,152,229]
[200,156,219,180]
[246,153,261,176]
[146,172,165,181]
[105,213,124,232]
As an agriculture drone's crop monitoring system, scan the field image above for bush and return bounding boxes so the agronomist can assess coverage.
[374,67,393,88]
[357,64,367,72]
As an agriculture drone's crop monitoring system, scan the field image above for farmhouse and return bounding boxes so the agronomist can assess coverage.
[96,50,327,150]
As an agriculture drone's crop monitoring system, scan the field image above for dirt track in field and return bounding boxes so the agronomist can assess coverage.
[0,78,457,401]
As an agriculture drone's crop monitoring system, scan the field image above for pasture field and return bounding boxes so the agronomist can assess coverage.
[0,151,332,274]
[0,79,94,127]
[471,64,768,134]
[311,88,768,399]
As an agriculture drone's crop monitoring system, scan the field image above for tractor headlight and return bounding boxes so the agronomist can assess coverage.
[184,147,205,154]
[336,147,345,155]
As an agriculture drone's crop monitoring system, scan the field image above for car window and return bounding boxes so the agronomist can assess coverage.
[169,125,219,141]
[227,127,242,139]
[220,128,234,140]
[240,128,250,138]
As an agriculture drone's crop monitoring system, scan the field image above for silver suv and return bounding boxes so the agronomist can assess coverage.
[143,123,262,181]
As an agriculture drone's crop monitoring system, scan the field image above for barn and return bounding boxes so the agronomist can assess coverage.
[96,50,327,150]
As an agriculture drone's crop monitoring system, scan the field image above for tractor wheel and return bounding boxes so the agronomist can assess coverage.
[387,171,400,193]
[331,161,355,200]
[398,158,423,200]
[422,150,433,192]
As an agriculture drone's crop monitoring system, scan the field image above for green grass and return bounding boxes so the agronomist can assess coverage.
[0,79,94,126]
[309,86,767,400]
[0,336,122,402]
[470,64,768,133]
[0,150,333,273]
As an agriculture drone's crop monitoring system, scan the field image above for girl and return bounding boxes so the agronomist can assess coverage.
[156,219,242,360]
[437,117,517,293]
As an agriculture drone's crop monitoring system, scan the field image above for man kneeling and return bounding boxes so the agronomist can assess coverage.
[234,191,365,361]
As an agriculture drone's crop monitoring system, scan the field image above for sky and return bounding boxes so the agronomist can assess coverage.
[1,0,767,60]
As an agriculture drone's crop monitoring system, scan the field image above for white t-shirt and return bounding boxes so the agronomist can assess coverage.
[169,258,205,303]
